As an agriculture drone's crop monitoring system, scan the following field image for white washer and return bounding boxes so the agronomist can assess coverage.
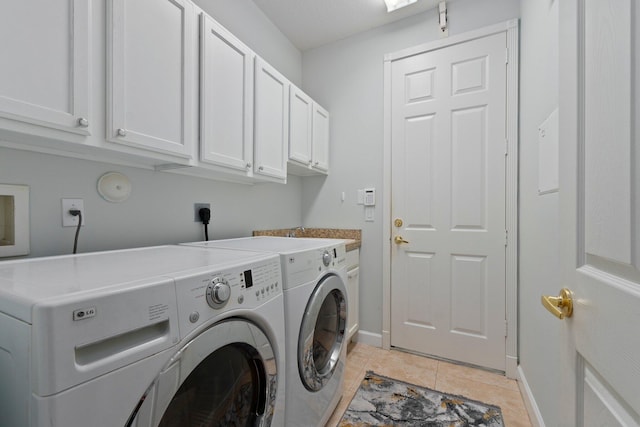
[0,245,286,427]
[182,237,348,427]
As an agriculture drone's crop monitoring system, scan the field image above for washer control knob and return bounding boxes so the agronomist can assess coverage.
[322,250,332,267]
[206,277,231,308]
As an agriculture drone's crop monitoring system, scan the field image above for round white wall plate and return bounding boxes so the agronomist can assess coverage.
[97,172,132,203]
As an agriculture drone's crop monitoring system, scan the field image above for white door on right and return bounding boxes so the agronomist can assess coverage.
[390,31,507,371]
[556,0,640,425]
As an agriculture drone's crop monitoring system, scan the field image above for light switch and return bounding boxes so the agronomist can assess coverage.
[365,206,375,222]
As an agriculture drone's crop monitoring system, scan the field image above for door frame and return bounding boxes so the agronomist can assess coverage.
[382,20,520,378]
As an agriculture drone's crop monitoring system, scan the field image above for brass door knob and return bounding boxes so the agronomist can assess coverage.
[541,288,574,319]
[394,236,409,244]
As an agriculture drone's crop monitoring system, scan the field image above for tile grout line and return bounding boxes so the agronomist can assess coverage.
[434,360,441,390]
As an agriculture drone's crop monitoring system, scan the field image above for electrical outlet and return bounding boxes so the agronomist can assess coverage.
[62,199,85,227]
[194,203,211,222]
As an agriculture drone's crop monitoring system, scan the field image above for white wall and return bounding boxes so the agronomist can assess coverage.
[0,147,302,257]
[0,0,304,259]
[518,1,561,425]
[300,0,520,337]
[193,0,302,85]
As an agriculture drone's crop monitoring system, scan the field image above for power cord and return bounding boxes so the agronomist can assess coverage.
[69,209,82,254]
[198,208,211,241]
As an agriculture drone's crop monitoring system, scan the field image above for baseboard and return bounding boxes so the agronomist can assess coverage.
[517,365,545,427]
[356,330,383,347]
[505,355,518,379]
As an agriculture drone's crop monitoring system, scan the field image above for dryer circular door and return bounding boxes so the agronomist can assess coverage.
[298,273,347,391]
[126,319,278,427]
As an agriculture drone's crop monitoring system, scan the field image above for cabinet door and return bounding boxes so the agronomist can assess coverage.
[0,0,89,134]
[200,13,254,173]
[254,58,289,181]
[108,0,195,158]
[312,103,330,173]
[288,86,313,167]
[347,266,360,341]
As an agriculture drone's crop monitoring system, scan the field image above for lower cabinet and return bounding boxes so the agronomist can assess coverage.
[346,249,360,342]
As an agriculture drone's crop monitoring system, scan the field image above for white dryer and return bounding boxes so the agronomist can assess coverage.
[182,237,348,427]
[0,245,286,427]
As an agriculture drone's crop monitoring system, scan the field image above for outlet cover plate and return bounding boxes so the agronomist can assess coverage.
[62,199,85,227]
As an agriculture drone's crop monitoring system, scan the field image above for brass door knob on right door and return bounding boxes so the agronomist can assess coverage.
[394,236,409,244]
[541,288,574,319]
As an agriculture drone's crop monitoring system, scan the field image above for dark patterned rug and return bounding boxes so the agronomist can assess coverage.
[339,371,504,426]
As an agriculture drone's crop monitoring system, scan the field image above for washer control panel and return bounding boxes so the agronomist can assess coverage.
[175,255,282,336]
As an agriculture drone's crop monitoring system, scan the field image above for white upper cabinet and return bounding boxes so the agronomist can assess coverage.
[254,58,289,182]
[199,13,254,176]
[311,103,330,173]
[288,86,330,176]
[107,0,195,160]
[288,86,314,166]
[0,0,90,134]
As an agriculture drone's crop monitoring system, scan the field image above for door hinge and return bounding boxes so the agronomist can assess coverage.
[505,138,509,156]
[505,47,509,64]
[504,320,508,337]
[504,230,508,246]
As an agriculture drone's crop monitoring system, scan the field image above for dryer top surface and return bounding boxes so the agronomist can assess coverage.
[183,236,345,254]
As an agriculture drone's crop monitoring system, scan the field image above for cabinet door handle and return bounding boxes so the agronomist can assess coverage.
[77,117,89,127]
[116,128,127,137]
[246,162,252,169]
[258,166,264,171]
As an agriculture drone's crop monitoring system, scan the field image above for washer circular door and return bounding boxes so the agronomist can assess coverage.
[298,273,347,391]
[127,319,278,427]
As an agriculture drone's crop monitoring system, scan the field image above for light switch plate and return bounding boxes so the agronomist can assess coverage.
[365,206,375,222]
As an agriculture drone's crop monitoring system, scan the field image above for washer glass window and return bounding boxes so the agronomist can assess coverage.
[126,320,277,427]
[159,343,264,426]
[299,274,347,391]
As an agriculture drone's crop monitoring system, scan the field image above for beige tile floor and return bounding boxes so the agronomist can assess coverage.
[325,342,532,427]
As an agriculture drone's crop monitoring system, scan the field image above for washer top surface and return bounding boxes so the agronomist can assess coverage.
[0,245,275,321]
[183,236,342,254]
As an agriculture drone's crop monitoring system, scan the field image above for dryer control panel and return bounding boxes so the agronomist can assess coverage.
[281,243,347,288]
[174,255,282,338]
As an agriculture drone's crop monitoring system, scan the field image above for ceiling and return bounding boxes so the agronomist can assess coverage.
[251,0,444,51]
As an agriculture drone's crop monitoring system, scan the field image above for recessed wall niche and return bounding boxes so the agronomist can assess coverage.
[0,184,29,258]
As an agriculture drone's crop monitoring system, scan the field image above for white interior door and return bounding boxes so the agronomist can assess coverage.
[390,31,507,371]
[556,0,640,425]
